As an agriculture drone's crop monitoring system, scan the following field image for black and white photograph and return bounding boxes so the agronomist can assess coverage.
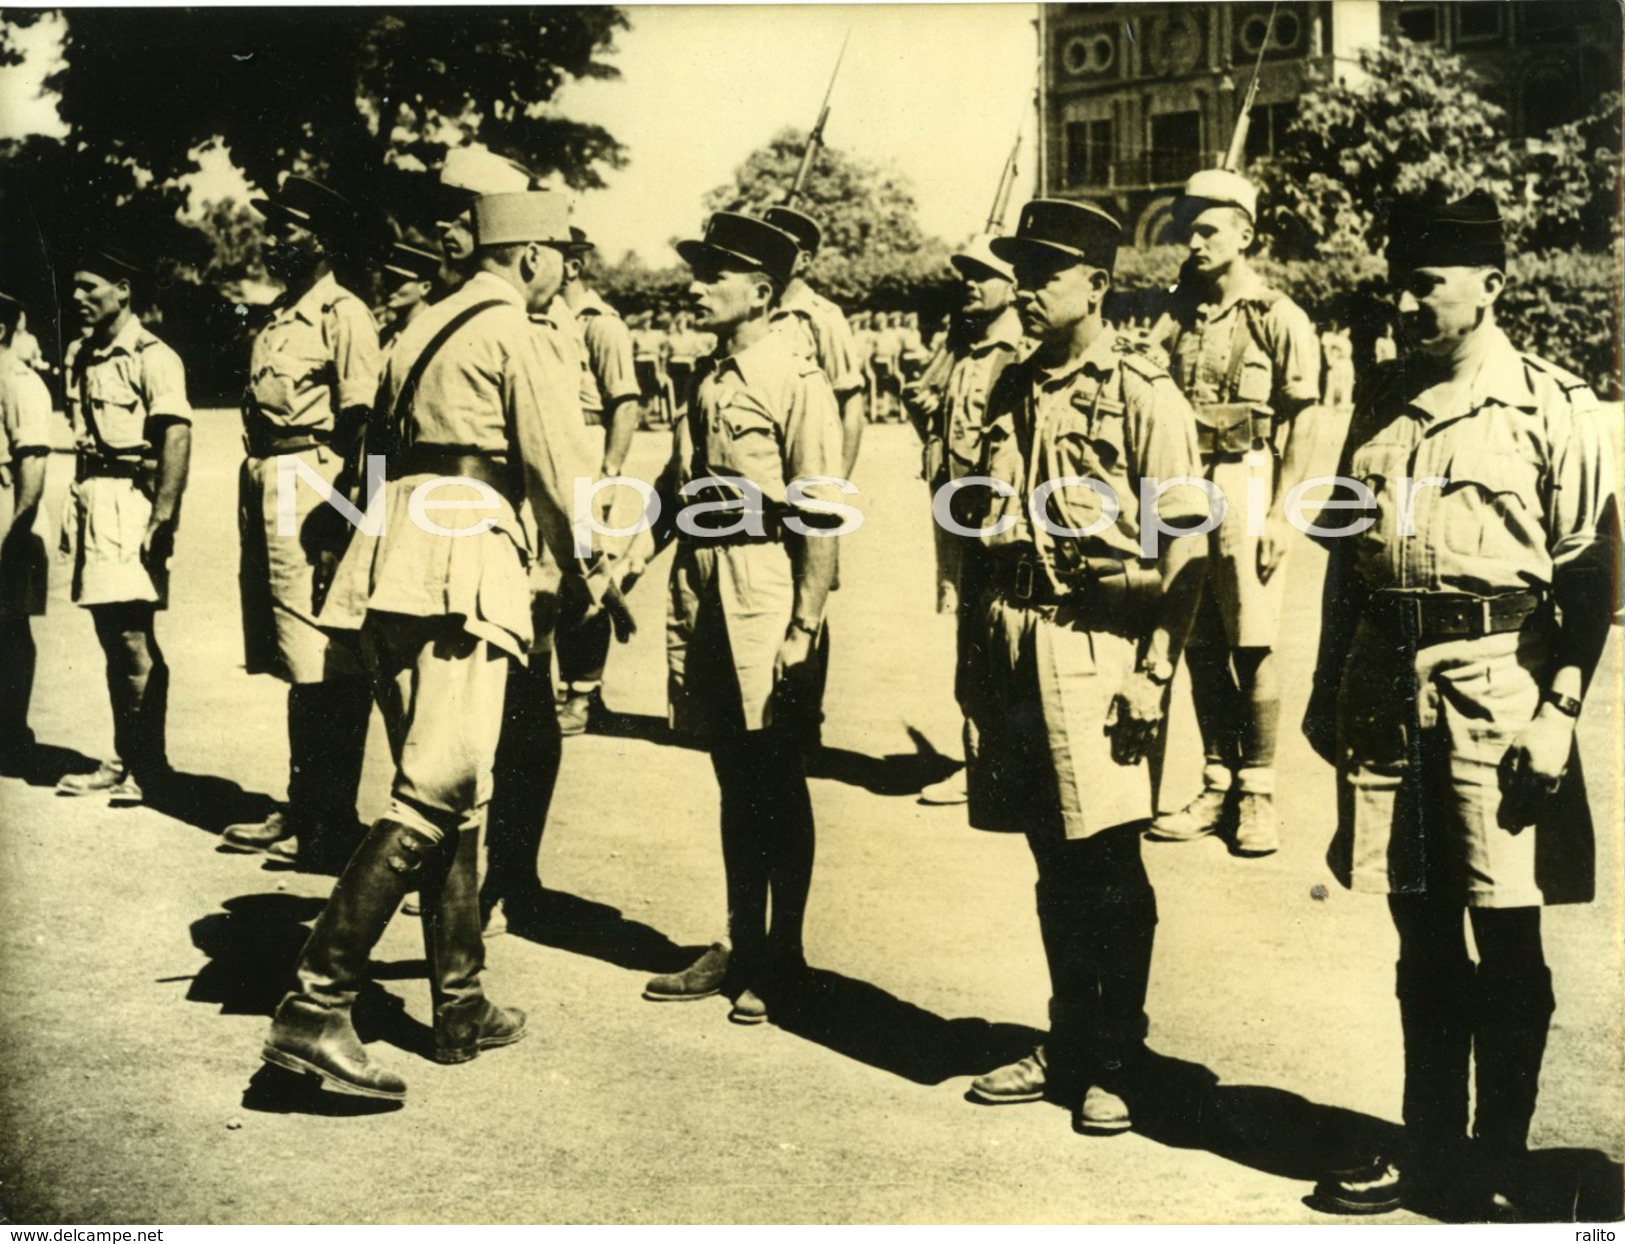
[0,0,1620,1228]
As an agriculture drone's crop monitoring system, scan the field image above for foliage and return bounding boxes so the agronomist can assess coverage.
[703,128,952,308]
[1501,248,1622,398]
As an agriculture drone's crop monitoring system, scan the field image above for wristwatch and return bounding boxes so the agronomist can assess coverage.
[1541,689,1583,719]
[789,617,822,639]
[1138,657,1175,686]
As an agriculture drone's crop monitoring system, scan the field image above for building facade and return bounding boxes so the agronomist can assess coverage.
[1038,1,1622,246]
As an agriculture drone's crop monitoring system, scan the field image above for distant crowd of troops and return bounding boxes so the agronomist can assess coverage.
[0,138,1616,1222]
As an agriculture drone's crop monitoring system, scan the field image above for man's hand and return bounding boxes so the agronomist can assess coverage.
[774,625,816,691]
[1497,708,1575,830]
[1302,680,1339,767]
[140,516,177,572]
[1258,509,1292,583]
[1104,669,1166,767]
[599,578,637,644]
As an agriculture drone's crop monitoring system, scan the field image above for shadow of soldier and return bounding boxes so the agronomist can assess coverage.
[500,887,697,976]
[145,769,280,836]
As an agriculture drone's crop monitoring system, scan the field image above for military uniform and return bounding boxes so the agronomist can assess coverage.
[262,192,596,1101]
[1307,191,1619,1217]
[960,200,1208,1134]
[0,315,55,766]
[55,278,191,800]
[225,177,383,870]
[1149,168,1321,856]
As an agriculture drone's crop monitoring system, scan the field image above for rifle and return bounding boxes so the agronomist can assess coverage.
[985,82,1034,233]
[785,30,850,207]
[1222,0,1278,172]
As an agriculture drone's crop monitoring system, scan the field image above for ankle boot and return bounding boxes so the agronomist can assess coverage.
[420,827,526,1064]
[1473,963,1554,1195]
[1232,767,1280,857]
[1148,763,1235,843]
[261,818,439,1098]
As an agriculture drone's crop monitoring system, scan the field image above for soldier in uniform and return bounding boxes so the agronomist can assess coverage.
[638,212,845,1026]
[260,190,608,1100]
[551,225,643,736]
[1146,168,1322,858]
[54,248,192,806]
[0,290,54,774]
[431,146,533,292]
[957,201,1208,1136]
[1304,191,1618,1217]
[631,311,673,426]
[221,177,382,874]
[378,242,442,351]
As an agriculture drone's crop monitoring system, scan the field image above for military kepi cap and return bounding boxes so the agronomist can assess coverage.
[75,247,149,283]
[473,191,571,246]
[950,233,1014,283]
[251,176,365,242]
[762,206,823,258]
[382,242,443,283]
[564,225,595,256]
[1387,189,1506,271]
[1178,168,1259,222]
[677,212,801,287]
[991,199,1122,271]
[437,146,533,216]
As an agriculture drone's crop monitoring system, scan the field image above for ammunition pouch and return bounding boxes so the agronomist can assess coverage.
[1195,402,1273,460]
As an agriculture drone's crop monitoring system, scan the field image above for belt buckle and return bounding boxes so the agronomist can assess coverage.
[1479,597,1494,636]
[1014,558,1035,603]
[1407,595,1426,637]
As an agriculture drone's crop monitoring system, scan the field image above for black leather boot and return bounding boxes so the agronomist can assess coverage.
[261,818,437,1099]
[419,827,527,1064]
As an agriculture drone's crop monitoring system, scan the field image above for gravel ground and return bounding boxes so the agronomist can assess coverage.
[1,407,1619,1225]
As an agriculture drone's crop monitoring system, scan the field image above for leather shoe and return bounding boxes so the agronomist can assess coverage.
[107,772,144,807]
[918,769,968,806]
[1147,786,1234,842]
[56,760,125,797]
[729,988,769,1025]
[433,997,527,1064]
[1077,1083,1133,1135]
[1232,790,1280,857]
[644,943,730,1002]
[969,1046,1048,1104]
[1312,1155,1408,1215]
[222,809,294,854]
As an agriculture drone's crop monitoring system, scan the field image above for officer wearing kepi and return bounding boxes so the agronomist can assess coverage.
[1147,167,1321,858]
[1304,190,1618,1218]
[0,289,55,775]
[958,200,1208,1136]
[222,176,382,874]
[379,242,443,351]
[639,211,846,1025]
[260,190,608,1100]
[55,246,193,806]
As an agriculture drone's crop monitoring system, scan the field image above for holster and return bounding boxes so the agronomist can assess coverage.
[1195,402,1272,459]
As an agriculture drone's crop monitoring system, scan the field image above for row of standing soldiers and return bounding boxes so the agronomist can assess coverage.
[0,145,1616,1221]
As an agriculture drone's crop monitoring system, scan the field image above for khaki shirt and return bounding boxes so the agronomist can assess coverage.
[936,306,1024,470]
[65,316,191,460]
[574,290,639,416]
[1,351,54,468]
[1159,273,1319,411]
[323,272,595,657]
[978,330,1207,576]
[246,272,381,434]
[770,283,863,396]
[1333,327,1615,598]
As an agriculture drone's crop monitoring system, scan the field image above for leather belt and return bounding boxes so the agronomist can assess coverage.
[678,481,785,544]
[75,455,146,482]
[244,421,333,459]
[1367,589,1544,645]
[387,445,521,506]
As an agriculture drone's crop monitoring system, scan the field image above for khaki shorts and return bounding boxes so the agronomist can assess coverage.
[62,475,166,608]
[1196,453,1288,650]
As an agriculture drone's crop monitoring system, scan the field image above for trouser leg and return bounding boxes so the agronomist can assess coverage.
[555,577,612,690]
[1388,895,1474,1159]
[1469,907,1551,1174]
[287,677,372,867]
[0,616,38,759]
[483,656,562,914]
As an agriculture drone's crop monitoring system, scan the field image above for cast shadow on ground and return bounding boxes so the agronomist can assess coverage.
[5,741,102,787]
[503,887,697,976]
[148,771,280,836]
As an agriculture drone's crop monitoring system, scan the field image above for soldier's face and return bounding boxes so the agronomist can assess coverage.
[960,265,1013,315]
[439,211,476,263]
[687,264,766,332]
[1392,265,1503,354]
[1185,206,1252,275]
[264,218,322,282]
[386,276,431,315]
[72,272,128,331]
[1014,253,1105,340]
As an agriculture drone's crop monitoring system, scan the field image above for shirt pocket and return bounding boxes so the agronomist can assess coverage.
[1045,403,1125,535]
[250,334,331,420]
[85,374,146,450]
[708,395,783,490]
[1437,444,1544,566]
[1233,355,1273,406]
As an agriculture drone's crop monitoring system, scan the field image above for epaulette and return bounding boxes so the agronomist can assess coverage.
[1521,353,1594,403]
[1115,343,1168,384]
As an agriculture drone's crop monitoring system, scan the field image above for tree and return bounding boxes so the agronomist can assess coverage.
[703,128,951,308]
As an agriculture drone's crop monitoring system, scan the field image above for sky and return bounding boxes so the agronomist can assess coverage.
[0,4,1041,263]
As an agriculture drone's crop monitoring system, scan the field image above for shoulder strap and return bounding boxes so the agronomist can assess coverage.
[384,299,507,455]
[1223,293,1282,402]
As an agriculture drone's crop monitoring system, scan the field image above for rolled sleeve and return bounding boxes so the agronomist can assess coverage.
[1265,298,1323,407]
[584,316,640,405]
[330,298,383,412]
[8,369,55,453]
[1546,388,1620,585]
[140,342,192,424]
[812,310,864,395]
[781,366,845,507]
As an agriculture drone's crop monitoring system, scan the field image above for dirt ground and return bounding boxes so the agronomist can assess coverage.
[1,407,1620,1225]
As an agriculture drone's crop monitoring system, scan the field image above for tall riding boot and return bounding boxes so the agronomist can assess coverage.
[419,827,527,1064]
[261,818,440,1099]
[1473,962,1554,1200]
[1396,955,1475,1195]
